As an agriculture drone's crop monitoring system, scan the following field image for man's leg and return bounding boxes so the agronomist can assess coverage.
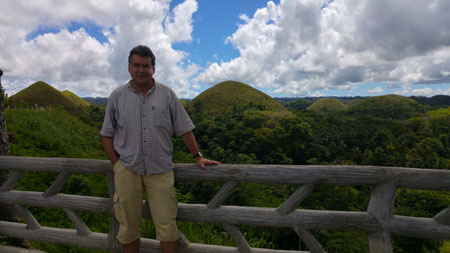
[123,238,140,253]
[160,240,179,253]
[113,162,144,251]
[143,171,180,252]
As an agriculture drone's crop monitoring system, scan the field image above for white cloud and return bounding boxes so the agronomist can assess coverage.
[0,0,199,98]
[368,86,384,94]
[195,0,450,97]
[394,84,450,97]
[1,0,449,98]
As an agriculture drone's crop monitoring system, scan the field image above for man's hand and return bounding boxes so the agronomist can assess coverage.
[195,157,221,170]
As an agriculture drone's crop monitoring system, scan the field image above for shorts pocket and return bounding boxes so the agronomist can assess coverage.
[169,190,178,219]
[113,194,123,223]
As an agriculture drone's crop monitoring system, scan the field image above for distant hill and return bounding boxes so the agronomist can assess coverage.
[83,97,108,106]
[62,90,91,107]
[307,98,348,112]
[188,80,289,117]
[284,99,312,110]
[348,94,426,119]
[410,95,450,108]
[424,106,450,119]
[9,81,79,111]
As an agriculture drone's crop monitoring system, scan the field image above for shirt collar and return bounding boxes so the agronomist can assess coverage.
[127,79,157,96]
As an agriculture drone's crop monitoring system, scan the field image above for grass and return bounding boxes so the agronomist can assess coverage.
[306,98,348,111]
[188,80,289,117]
[9,81,80,112]
[62,90,91,107]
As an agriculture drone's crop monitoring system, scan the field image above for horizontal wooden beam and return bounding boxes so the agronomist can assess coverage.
[1,191,448,239]
[0,191,111,213]
[0,221,307,253]
[1,156,449,190]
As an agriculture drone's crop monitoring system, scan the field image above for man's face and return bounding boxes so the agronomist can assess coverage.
[128,54,155,87]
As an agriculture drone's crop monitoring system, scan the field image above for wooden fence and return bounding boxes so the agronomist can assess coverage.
[0,156,449,253]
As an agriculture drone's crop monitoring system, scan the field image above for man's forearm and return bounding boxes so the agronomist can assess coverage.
[102,136,119,165]
[181,131,200,156]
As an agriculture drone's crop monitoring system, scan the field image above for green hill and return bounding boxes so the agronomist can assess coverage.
[307,98,348,111]
[188,80,289,117]
[284,98,312,110]
[62,90,91,107]
[424,106,450,119]
[9,81,78,111]
[348,94,426,119]
[5,108,105,158]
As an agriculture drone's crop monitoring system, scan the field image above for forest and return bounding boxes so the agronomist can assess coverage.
[1,89,450,252]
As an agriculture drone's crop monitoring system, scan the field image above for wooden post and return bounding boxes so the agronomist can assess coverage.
[367,182,396,253]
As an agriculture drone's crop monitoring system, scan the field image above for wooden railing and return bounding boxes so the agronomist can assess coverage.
[0,156,449,253]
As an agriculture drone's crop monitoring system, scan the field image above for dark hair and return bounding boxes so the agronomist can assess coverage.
[128,45,156,66]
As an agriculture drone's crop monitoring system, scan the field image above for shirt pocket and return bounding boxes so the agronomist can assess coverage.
[153,107,173,134]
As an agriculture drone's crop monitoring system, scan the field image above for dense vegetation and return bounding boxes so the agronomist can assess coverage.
[1,86,449,252]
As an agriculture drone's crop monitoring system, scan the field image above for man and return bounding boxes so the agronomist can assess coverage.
[101,45,220,253]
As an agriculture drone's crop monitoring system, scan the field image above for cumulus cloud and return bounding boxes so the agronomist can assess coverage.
[395,84,450,97]
[0,0,449,98]
[0,0,199,97]
[195,0,450,97]
[368,86,384,94]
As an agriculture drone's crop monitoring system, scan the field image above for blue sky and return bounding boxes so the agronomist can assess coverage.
[0,0,449,98]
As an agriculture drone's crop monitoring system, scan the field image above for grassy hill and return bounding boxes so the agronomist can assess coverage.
[5,108,105,158]
[411,95,450,108]
[424,106,450,119]
[9,81,79,111]
[188,80,289,117]
[284,98,312,110]
[348,94,426,119]
[306,98,348,111]
[62,90,91,107]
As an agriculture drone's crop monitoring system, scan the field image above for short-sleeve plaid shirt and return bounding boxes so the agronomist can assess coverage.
[101,80,194,175]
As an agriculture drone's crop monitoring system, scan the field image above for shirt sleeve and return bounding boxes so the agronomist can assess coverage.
[169,90,195,137]
[100,94,117,137]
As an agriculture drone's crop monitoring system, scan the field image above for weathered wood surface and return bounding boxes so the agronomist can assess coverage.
[0,222,308,253]
[0,193,449,239]
[434,207,450,225]
[1,156,449,190]
[43,171,71,197]
[14,205,40,230]
[1,156,450,253]
[0,221,108,250]
[277,184,314,215]
[1,192,448,240]
[221,222,252,253]
[0,170,24,192]
[367,183,396,252]
[293,226,324,253]
[64,208,91,236]
[207,181,239,209]
[0,191,112,213]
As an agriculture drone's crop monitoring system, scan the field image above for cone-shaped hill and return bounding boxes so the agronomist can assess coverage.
[9,81,83,110]
[62,90,91,107]
[188,81,289,117]
[348,94,426,119]
[307,98,348,111]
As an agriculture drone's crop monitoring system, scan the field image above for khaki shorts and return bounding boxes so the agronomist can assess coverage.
[113,161,179,244]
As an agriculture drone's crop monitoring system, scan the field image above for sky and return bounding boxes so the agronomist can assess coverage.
[0,0,449,99]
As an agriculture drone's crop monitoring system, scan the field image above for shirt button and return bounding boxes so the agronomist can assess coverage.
[143,115,145,117]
